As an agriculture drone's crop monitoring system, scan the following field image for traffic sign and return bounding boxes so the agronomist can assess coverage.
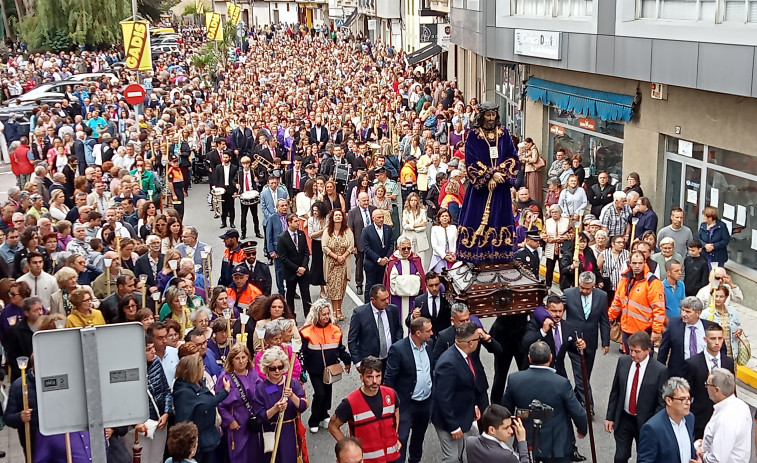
[123,83,146,105]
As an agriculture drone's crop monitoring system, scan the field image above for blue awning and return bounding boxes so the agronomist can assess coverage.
[525,77,635,122]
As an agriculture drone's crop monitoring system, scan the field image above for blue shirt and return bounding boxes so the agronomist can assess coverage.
[663,279,686,318]
[410,339,432,401]
[669,416,692,463]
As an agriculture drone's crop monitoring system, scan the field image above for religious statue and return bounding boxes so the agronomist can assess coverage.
[457,102,520,263]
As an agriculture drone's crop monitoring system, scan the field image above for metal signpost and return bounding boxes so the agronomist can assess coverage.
[33,323,148,462]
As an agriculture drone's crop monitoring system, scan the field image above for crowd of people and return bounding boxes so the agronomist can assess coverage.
[0,17,751,463]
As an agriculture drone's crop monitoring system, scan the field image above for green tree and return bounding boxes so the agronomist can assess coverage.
[138,0,179,22]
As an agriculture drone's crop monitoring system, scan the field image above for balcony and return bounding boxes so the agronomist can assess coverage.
[421,0,449,16]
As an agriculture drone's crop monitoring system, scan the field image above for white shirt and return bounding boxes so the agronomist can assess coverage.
[624,355,650,414]
[223,164,231,185]
[481,432,513,453]
[427,292,440,318]
[17,271,57,309]
[704,350,721,372]
[668,416,692,463]
[371,304,391,358]
[683,320,706,360]
[701,395,752,463]
[242,169,253,192]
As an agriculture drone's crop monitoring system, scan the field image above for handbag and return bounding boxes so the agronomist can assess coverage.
[737,332,751,366]
[263,431,276,453]
[610,319,622,344]
[231,373,262,432]
[320,341,344,384]
[531,155,546,170]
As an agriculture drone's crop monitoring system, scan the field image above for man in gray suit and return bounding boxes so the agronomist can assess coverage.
[346,192,376,296]
[175,226,211,271]
[465,404,529,463]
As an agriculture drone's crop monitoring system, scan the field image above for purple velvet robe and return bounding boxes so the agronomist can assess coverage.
[34,430,94,463]
[216,370,263,462]
[252,379,308,463]
[457,125,520,263]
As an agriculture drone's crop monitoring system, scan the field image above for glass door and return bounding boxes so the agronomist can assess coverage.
[664,158,702,234]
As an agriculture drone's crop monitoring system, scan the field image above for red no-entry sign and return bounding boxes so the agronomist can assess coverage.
[123,84,146,105]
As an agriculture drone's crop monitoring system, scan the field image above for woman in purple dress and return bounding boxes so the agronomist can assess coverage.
[252,346,308,463]
[216,343,263,463]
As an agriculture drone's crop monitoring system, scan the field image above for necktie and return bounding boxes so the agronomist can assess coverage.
[629,362,640,415]
[292,232,298,248]
[280,214,287,231]
[431,295,437,318]
[466,355,476,379]
[583,296,591,319]
[363,208,370,227]
[711,357,719,370]
[554,323,562,353]
[295,170,299,188]
[689,325,698,358]
[377,311,388,358]
[245,172,250,191]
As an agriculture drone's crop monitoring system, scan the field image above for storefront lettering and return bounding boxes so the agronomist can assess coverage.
[579,117,595,131]
[549,125,565,136]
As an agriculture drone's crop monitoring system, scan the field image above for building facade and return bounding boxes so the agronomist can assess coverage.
[450,0,757,296]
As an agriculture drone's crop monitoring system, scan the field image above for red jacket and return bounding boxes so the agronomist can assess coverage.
[346,386,400,463]
[11,145,34,175]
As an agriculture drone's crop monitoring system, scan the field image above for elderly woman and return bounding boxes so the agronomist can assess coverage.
[541,204,573,290]
[371,184,393,227]
[300,299,352,433]
[50,267,89,316]
[65,287,106,327]
[707,286,743,358]
[252,346,308,463]
[208,318,232,368]
[384,235,426,329]
[322,208,355,321]
[114,294,139,323]
[429,208,457,273]
[251,294,300,353]
[160,286,192,334]
[651,236,685,280]
[190,306,213,340]
[172,352,230,463]
[590,229,609,260]
[215,343,263,463]
[253,321,302,381]
[697,205,731,268]
[696,267,744,308]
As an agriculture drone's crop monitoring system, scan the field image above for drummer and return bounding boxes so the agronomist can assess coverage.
[236,156,262,240]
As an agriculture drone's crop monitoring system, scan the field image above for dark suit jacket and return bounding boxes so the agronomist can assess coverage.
[211,163,239,194]
[465,436,529,463]
[514,246,540,276]
[276,229,309,281]
[243,259,272,296]
[502,367,588,460]
[384,336,435,406]
[347,205,376,253]
[265,214,286,255]
[685,352,735,437]
[361,224,393,273]
[347,303,403,365]
[309,126,329,147]
[284,168,305,197]
[431,346,478,433]
[6,320,33,381]
[522,317,578,378]
[637,409,695,463]
[606,355,668,429]
[562,287,610,351]
[134,252,164,288]
[409,292,451,338]
[657,318,727,378]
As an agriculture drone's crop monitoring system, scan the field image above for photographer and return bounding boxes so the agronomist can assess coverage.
[466,404,529,463]
[502,341,587,463]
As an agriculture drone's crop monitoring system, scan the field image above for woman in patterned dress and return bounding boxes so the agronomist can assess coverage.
[322,209,354,321]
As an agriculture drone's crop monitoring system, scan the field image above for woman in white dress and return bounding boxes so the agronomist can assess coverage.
[401,192,430,265]
[429,209,457,273]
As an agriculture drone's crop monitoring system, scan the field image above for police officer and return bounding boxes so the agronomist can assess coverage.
[240,240,272,296]
[514,229,542,277]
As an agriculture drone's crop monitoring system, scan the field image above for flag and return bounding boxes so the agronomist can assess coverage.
[206,12,223,41]
[226,2,241,25]
[120,21,152,71]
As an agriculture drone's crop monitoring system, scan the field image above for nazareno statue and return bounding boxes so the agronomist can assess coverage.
[456,101,520,263]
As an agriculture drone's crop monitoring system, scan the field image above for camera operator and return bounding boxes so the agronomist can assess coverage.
[502,341,587,463]
[465,404,529,463]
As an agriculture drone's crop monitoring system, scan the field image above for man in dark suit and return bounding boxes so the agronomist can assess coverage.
[409,271,450,339]
[431,322,483,463]
[265,199,289,295]
[658,296,726,378]
[211,152,239,229]
[465,404,529,463]
[283,156,305,198]
[231,118,253,156]
[563,272,610,411]
[277,213,311,319]
[361,209,394,303]
[514,230,542,276]
[346,192,376,296]
[605,331,669,463]
[637,377,696,463]
[685,323,735,439]
[384,317,435,463]
[503,340,588,463]
[347,284,403,367]
[522,296,580,378]
[239,240,273,296]
[309,117,329,150]
[134,235,163,289]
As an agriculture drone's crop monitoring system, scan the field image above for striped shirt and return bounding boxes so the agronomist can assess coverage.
[600,203,632,237]
[602,248,629,290]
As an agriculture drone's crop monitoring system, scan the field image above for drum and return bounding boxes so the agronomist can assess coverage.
[335,163,351,182]
[211,187,225,218]
[240,190,260,206]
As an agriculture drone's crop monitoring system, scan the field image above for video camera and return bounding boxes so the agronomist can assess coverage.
[515,400,554,422]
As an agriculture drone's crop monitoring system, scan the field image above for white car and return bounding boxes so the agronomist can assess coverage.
[69,72,120,85]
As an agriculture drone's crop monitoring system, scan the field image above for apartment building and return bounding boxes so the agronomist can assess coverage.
[450,0,757,295]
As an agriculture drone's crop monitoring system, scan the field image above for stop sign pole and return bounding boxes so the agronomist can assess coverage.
[123,83,146,107]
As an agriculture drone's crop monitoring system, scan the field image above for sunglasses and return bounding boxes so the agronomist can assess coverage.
[268,364,285,372]
[399,246,411,251]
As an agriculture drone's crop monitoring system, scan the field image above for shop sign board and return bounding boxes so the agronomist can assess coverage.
[368,19,377,30]
[514,29,562,60]
[549,125,565,136]
[420,23,437,43]
[579,117,595,130]
[439,24,451,46]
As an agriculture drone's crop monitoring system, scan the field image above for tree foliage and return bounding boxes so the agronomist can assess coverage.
[138,0,179,22]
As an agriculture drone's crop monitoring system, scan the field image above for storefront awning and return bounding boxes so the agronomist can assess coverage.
[405,44,442,66]
[525,77,635,122]
[342,8,359,28]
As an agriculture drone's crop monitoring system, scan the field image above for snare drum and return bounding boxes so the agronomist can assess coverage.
[335,163,351,182]
[240,190,260,206]
[212,187,226,196]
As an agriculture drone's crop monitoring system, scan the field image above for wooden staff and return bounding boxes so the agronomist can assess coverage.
[270,346,299,463]
[65,433,72,463]
[630,217,639,247]
[202,251,210,306]
[576,334,598,463]
[140,275,147,309]
[132,428,142,463]
[19,357,31,463]
[573,210,584,287]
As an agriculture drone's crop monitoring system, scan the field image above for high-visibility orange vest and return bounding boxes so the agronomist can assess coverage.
[609,268,666,334]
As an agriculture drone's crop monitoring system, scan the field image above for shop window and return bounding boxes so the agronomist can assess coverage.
[665,136,704,161]
[707,146,757,172]
[513,0,593,16]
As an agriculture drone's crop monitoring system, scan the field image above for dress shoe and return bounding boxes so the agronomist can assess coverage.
[294,293,301,300]
[220,223,227,229]
[255,232,263,239]
[356,286,363,295]
[241,234,247,240]
[572,450,586,462]
[230,223,236,229]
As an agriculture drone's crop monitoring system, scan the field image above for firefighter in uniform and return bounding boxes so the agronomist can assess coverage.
[218,229,245,287]
[514,229,542,277]
[608,250,666,352]
[328,356,401,463]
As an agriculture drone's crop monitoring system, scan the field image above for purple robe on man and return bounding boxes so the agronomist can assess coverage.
[34,430,94,462]
[216,370,263,462]
[252,379,307,463]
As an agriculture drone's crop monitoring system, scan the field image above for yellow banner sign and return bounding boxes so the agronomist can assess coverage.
[121,21,152,71]
[226,2,241,25]
[206,12,223,41]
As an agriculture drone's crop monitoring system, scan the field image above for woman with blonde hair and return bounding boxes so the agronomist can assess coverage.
[216,343,263,462]
[157,249,182,293]
[708,286,742,358]
[48,189,70,224]
[160,286,192,334]
[370,184,393,226]
[401,192,430,264]
[322,208,354,321]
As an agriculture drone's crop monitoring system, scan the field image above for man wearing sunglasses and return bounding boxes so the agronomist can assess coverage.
[239,240,272,296]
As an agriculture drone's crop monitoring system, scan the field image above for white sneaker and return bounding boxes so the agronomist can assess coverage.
[320,418,330,429]
[309,427,319,433]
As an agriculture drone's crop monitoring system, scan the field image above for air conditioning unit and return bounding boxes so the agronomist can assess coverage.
[651,83,667,100]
